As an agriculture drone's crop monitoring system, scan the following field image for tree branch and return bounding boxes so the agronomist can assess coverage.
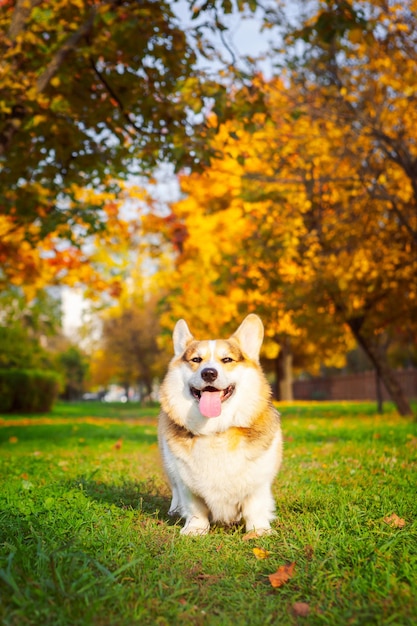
[88,57,142,137]
[36,7,98,93]
[7,0,42,43]
[1,5,98,157]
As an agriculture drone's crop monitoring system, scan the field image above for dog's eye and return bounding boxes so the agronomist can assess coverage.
[221,357,233,364]
[190,357,202,363]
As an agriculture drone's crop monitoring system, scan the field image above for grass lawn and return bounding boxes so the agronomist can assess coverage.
[0,401,416,625]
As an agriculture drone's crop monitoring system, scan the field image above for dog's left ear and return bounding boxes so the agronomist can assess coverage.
[231,314,264,361]
[173,319,194,356]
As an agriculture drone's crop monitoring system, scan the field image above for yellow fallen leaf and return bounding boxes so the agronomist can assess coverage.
[253,547,271,560]
[268,562,295,588]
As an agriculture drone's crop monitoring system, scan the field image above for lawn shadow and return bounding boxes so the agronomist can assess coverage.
[73,476,174,522]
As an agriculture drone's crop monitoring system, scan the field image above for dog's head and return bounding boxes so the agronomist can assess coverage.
[170,314,265,420]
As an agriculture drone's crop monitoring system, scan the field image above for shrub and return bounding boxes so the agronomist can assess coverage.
[0,369,62,413]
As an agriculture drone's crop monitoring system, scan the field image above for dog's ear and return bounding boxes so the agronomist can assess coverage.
[173,319,194,356]
[232,314,264,361]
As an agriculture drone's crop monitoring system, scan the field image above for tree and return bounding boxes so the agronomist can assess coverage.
[143,103,354,400]
[278,0,417,414]
[145,57,416,413]
[91,291,169,397]
[0,286,63,370]
[0,325,51,369]
[0,285,62,337]
[0,0,259,293]
[58,345,89,400]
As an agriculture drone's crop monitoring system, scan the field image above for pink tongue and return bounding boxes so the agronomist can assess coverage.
[199,391,222,418]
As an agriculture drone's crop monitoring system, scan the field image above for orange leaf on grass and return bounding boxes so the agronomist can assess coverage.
[268,562,295,588]
[383,513,406,528]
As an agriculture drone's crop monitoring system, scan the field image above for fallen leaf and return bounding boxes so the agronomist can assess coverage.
[268,562,295,588]
[113,438,123,450]
[253,547,271,560]
[242,530,259,541]
[292,602,310,617]
[383,513,406,528]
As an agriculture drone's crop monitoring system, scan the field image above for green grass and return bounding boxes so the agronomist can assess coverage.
[0,401,416,625]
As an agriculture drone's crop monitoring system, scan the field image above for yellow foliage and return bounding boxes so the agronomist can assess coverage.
[144,31,417,371]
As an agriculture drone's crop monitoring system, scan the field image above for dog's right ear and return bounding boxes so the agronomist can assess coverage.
[173,319,194,356]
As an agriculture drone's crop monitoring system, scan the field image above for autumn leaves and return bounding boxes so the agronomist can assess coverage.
[141,3,417,414]
[251,545,296,590]
[1,1,416,414]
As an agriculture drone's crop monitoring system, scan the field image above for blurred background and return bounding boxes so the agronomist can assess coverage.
[1,0,416,414]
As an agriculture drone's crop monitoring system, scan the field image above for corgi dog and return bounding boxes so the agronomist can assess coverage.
[158,314,283,536]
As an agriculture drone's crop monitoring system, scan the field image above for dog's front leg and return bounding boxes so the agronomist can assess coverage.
[168,483,182,517]
[181,492,210,536]
[242,485,275,536]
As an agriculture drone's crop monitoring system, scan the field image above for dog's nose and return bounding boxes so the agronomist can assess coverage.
[201,367,218,383]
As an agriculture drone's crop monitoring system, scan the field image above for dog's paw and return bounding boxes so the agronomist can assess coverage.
[180,520,210,536]
[245,525,274,537]
[254,527,274,537]
[168,506,181,517]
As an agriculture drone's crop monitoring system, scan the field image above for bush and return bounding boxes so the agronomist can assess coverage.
[0,369,62,413]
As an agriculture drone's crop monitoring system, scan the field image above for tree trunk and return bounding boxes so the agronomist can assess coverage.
[375,368,383,414]
[274,339,294,402]
[347,320,412,416]
[273,356,280,400]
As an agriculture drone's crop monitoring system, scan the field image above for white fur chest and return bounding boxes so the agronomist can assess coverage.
[162,428,282,525]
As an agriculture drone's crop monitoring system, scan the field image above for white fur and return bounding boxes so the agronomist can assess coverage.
[159,315,283,536]
[162,429,282,535]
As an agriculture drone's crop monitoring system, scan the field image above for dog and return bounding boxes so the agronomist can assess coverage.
[158,314,283,536]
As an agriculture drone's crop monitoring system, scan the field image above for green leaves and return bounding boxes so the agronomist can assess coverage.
[1,0,256,293]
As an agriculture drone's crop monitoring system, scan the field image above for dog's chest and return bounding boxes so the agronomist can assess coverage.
[171,427,271,486]
[194,430,247,469]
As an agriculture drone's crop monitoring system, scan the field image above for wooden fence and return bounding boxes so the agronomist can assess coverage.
[292,369,417,401]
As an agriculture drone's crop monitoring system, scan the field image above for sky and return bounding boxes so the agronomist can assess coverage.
[62,287,86,336]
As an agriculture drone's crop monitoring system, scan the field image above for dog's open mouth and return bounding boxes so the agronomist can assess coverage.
[190,385,235,418]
